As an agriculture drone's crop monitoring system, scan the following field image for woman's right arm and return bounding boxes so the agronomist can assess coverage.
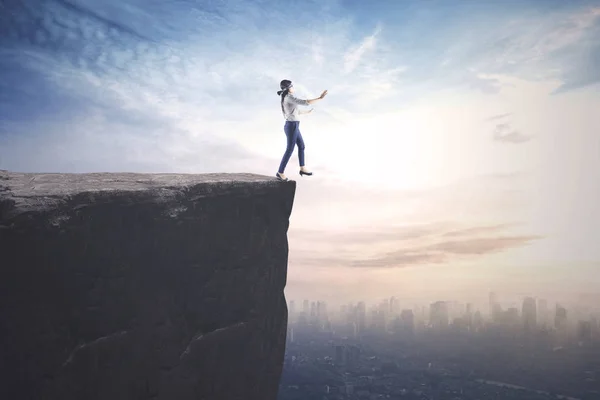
[306,90,328,105]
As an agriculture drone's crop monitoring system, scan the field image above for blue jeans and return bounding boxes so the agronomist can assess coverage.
[278,121,305,174]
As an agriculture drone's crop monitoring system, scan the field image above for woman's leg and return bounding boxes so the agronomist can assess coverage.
[295,125,306,167]
[295,125,313,176]
[278,122,299,174]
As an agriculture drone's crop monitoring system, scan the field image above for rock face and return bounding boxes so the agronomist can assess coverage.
[0,171,296,400]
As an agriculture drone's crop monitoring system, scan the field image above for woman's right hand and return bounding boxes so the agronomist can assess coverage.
[319,90,328,99]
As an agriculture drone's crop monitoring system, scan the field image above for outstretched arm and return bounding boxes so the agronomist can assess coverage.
[306,90,328,105]
[286,90,328,106]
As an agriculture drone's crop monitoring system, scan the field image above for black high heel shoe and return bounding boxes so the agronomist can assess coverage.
[299,170,313,177]
[276,172,289,181]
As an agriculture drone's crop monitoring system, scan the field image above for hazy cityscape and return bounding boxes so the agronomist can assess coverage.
[278,292,600,400]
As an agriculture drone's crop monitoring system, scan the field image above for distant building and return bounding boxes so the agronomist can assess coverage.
[591,316,600,340]
[505,307,520,327]
[429,301,449,330]
[578,321,592,344]
[522,297,537,334]
[489,292,498,317]
[491,303,503,324]
[347,345,360,366]
[465,303,473,330]
[335,345,345,366]
[371,309,386,333]
[555,305,568,329]
[555,304,568,344]
[390,296,399,315]
[289,300,296,322]
[473,311,484,332]
[357,302,367,333]
[537,298,548,326]
[401,309,415,335]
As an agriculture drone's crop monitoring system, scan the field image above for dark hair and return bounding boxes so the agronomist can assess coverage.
[277,79,293,115]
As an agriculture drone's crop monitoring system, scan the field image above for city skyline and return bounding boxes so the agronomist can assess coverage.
[286,291,600,323]
[280,291,600,400]
[2,1,600,304]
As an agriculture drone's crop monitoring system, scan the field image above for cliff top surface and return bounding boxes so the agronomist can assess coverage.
[0,170,281,195]
[0,170,293,219]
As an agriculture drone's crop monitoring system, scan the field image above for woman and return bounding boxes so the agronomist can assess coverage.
[275,79,328,181]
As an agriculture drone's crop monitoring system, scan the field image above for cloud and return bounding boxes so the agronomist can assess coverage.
[1,0,414,174]
[289,222,451,245]
[350,251,446,268]
[2,0,596,177]
[441,224,516,237]
[485,113,532,145]
[343,24,382,74]
[540,7,600,93]
[52,0,153,42]
[290,218,541,269]
[428,235,540,255]
[492,123,532,144]
[426,4,600,94]
[349,234,541,269]
[482,172,525,180]
[311,36,325,66]
[486,113,512,121]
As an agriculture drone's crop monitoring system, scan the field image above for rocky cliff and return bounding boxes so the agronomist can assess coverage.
[0,171,296,400]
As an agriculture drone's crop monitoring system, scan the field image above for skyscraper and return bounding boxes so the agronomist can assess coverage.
[430,301,449,331]
[577,321,592,345]
[357,302,366,333]
[537,298,548,327]
[335,345,345,366]
[489,292,497,315]
[289,300,296,322]
[522,297,537,334]
[489,292,502,322]
[401,309,415,335]
[555,304,568,344]
[555,305,568,330]
[390,296,399,315]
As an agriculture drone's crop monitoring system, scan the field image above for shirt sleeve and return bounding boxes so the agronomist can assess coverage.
[286,94,310,106]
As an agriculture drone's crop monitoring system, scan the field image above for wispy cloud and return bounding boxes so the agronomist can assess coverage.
[350,234,540,268]
[290,221,541,269]
[343,24,382,74]
[426,4,600,94]
[1,0,409,172]
[492,123,532,144]
[486,112,512,121]
[441,224,517,237]
[429,236,539,255]
[1,0,596,165]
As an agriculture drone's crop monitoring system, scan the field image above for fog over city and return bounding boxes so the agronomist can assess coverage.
[281,291,600,399]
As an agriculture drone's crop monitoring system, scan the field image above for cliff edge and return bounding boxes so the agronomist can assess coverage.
[0,171,296,400]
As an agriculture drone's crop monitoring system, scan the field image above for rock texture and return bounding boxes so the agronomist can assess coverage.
[0,171,296,400]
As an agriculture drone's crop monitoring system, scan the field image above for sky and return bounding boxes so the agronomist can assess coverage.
[1,0,600,308]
